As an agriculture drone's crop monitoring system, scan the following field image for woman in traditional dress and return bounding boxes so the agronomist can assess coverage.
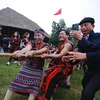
[40,29,74,100]
[4,29,49,100]
[7,31,20,65]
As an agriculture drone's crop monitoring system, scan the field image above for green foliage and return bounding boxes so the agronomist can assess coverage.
[67,27,79,48]
[49,19,79,48]
[70,38,79,48]
[49,19,67,47]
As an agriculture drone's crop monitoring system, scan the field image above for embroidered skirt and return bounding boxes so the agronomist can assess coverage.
[9,64,43,97]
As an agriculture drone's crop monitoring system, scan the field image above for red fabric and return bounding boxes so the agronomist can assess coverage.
[38,41,74,99]
[54,8,62,15]
[36,43,49,53]
[26,42,49,70]
[57,40,74,74]
[38,65,62,100]
[9,38,20,53]
[26,42,32,46]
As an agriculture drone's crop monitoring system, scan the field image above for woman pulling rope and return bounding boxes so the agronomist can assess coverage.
[4,28,49,100]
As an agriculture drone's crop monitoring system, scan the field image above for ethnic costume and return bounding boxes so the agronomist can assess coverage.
[7,36,21,65]
[9,41,49,97]
[39,40,74,100]
[8,37,20,53]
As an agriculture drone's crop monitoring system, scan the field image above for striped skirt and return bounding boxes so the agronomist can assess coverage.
[18,57,27,62]
[9,64,43,97]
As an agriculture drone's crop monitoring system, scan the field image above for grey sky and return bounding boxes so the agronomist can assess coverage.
[0,0,100,34]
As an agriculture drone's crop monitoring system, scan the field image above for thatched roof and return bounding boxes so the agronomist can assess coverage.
[0,7,49,37]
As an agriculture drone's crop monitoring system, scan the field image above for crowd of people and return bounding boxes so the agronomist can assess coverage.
[0,27,32,65]
[0,17,100,100]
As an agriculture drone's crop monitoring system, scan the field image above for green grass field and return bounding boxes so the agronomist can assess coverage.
[0,57,100,100]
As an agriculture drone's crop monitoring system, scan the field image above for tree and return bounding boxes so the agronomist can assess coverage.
[49,19,78,48]
[66,27,78,48]
[49,19,67,47]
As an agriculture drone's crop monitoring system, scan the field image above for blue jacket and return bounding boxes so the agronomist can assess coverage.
[78,30,100,71]
[87,51,100,64]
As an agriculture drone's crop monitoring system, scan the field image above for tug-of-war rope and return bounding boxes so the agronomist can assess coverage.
[0,53,41,57]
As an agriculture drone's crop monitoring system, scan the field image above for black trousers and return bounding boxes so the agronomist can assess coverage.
[81,71,100,100]
[9,56,18,62]
[45,72,63,100]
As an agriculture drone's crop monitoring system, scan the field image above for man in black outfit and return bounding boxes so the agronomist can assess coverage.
[68,17,100,100]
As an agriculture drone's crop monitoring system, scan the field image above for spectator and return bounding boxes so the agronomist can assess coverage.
[3,35,10,52]
[4,28,49,100]
[7,31,20,65]
[18,32,30,66]
[0,25,4,53]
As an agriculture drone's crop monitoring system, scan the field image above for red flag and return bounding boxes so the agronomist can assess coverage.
[54,8,62,15]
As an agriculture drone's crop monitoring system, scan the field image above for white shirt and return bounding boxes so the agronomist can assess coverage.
[83,34,89,40]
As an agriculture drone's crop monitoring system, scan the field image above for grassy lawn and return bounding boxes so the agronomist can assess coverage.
[0,57,100,100]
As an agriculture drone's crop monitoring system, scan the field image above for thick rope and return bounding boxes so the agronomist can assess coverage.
[0,53,41,57]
